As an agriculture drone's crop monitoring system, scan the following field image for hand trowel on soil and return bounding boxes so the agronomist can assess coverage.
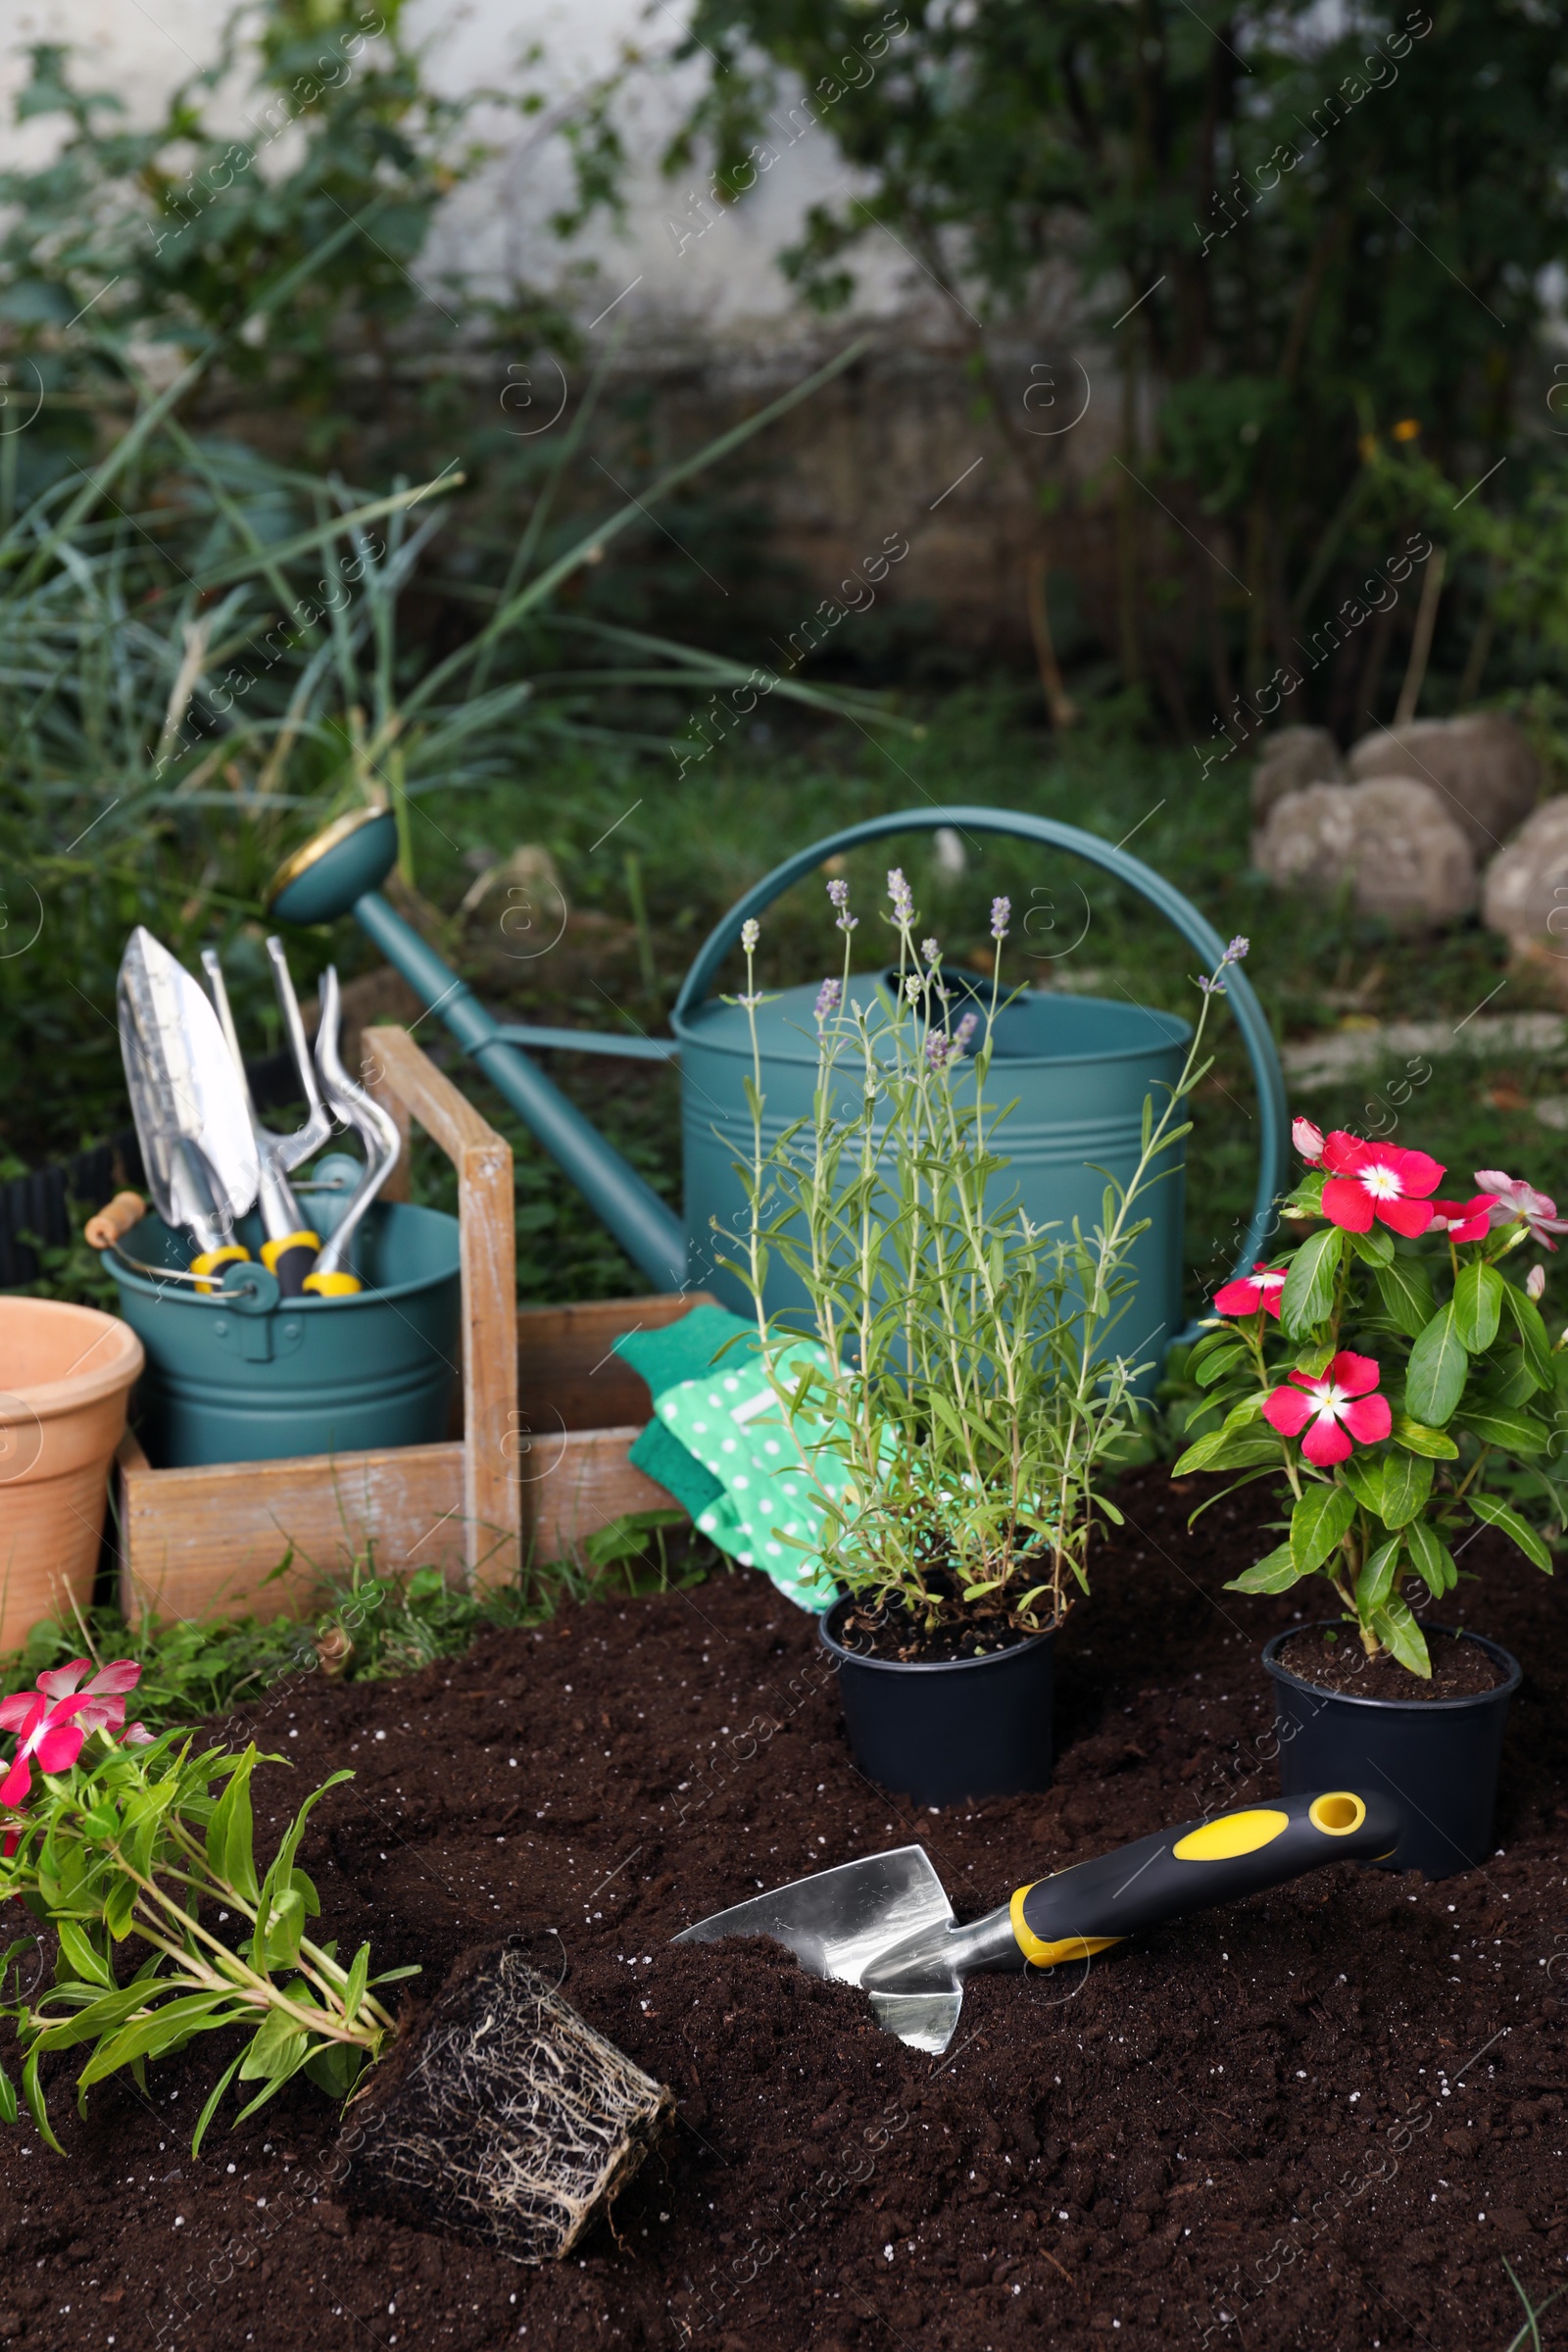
[674,1789,1399,2053]
[117,927,260,1286]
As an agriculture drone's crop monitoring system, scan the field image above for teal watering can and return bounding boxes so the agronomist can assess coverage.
[267,806,1289,1364]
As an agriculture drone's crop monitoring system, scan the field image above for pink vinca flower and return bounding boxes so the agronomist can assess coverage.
[1475,1170,1568,1253]
[1261,1350,1392,1467]
[1212,1263,1288,1319]
[0,1659,149,1810]
[1430,1193,1499,1246]
[1293,1115,1326,1165]
[1319,1132,1444,1239]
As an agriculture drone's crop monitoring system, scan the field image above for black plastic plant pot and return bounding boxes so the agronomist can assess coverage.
[819,1596,1055,1805]
[1262,1624,1522,1882]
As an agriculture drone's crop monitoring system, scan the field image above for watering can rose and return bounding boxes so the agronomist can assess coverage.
[1175,1125,1568,1678]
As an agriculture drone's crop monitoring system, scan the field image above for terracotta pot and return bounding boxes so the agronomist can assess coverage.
[0,1299,144,1650]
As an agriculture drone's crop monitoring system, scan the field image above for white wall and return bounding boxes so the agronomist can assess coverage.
[1,0,908,334]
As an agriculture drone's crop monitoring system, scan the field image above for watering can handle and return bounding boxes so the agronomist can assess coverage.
[671,804,1291,1295]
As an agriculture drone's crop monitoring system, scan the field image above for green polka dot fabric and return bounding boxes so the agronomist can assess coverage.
[654,1339,851,1613]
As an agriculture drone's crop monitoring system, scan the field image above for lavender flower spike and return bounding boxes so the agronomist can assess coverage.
[991,895,1010,941]
[741,917,760,954]
[814,975,842,1023]
[921,937,941,964]
[954,1009,979,1050]
[888,867,915,924]
[1223,934,1250,964]
[826,876,858,933]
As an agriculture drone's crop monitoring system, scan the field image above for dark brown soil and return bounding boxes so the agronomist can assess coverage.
[830,1591,1046,1663]
[3,1463,1566,2352]
[1275,1625,1513,1701]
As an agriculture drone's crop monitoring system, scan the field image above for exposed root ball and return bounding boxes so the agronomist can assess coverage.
[351,1940,673,2262]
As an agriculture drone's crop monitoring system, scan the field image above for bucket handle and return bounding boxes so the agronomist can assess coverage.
[671,804,1290,1291]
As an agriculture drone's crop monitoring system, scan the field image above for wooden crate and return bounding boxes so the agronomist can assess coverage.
[115,1023,706,1626]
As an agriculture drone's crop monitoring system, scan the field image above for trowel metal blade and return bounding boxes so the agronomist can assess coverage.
[673,1845,963,2051]
[118,928,260,1240]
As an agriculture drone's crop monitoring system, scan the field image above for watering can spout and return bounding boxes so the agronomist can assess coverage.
[266,809,688,1292]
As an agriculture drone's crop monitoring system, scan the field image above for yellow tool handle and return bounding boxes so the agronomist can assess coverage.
[1009,1790,1401,1966]
[189,1244,250,1295]
[261,1229,320,1300]
[302,1268,363,1297]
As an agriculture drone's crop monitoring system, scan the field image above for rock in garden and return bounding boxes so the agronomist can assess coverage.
[1250,782,1356,890]
[1481,794,1568,950]
[1347,714,1540,854]
[350,1941,673,2262]
[1250,726,1346,820]
[1253,778,1476,929]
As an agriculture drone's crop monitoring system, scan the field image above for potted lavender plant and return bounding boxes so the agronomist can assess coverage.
[727,871,1245,1804]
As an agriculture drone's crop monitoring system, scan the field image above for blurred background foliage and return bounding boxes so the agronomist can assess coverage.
[2,0,1568,1334]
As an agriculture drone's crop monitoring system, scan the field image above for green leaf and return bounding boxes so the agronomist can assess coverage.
[1454,1260,1504,1352]
[1293,1339,1338,1379]
[1405,1518,1458,1597]
[1290,1483,1356,1575]
[1195,1344,1245,1390]
[78,1994,237,2088]
[1502,1282,1555,1391]
[237,2005,310,2084]
[1346,1225,1395,1266]
[1371,1596,1431,1677]
[1173,1426,1282,1477]
[22,2050,63,2157]
[1467,1494,1555,1573]
[55,1919,112,1989]
[262,1888,306,1973]
[1224,1543,1305,1594]
[1375,1258,1437,1341]
[191,2054,243,2158]
[304,2041,367,2099]
[1189,1323,1244,1373]
[1405,1302,1469,1426]
[1281,1226,1343,1338]
[1380,1449,1434,1530]
[1354,1537,1401,1613]
[0,2062,15,2127]
[104,1875,137,1942]
[1390,1411,1459,1461]
[1462,1407,1550,1454]
[342,1942,370,2029]
[1340,1451,1388,1517]
[206,1749,260,1905]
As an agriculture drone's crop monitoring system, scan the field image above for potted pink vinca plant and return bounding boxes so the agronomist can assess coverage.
[1174,1118,1565,1878]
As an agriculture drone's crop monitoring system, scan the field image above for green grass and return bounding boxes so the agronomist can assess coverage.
[0,1515,716,1729]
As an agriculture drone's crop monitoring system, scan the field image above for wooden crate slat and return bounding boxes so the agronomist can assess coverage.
[515,1291,713,1433]
[119,1437,468,1623]
[507,1426,682,1591]
[119,1291,706,1624]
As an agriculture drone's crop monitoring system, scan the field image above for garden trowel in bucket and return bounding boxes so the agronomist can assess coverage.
[117,927,260,1289]
[673,1790,1399,2053]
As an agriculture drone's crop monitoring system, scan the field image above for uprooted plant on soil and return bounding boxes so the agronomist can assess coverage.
[0,1656,411,2152]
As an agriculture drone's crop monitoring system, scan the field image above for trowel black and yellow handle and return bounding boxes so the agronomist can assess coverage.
[259,1228,320,1299]
[1008,1790,1401,1968]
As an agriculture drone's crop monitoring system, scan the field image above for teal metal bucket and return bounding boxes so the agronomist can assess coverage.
[104,1197,461,1468]
[677,979,1193,1371]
